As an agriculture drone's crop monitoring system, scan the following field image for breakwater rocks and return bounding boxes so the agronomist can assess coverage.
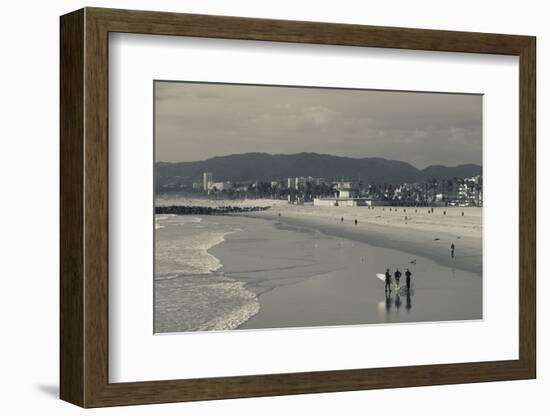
[155,205,271,215]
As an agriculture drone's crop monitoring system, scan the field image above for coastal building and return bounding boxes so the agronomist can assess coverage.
[203,172,213,191]
[334,181,353,190]
[332,181,356,199]
[288,177,308,190]
[476,187,483,207]
[313,197,389,207]
[208,181,232,191]
[455,176,482,206]
[336,189,351,198]
[287,176,326,190]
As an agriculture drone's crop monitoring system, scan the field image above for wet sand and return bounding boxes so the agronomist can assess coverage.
[245,208,481,275]
[208,214,482,330]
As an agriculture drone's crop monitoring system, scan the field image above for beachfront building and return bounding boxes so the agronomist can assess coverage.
[203,172,213,191]
[208,181,232,191]
[336,189,351,198]
[332,181,357,199]
[287,176,308,190]
[453,176,482,206]
[313,197,389,207]
[313,197,362,207]
[287,176,328,190]
[334,181,353,190]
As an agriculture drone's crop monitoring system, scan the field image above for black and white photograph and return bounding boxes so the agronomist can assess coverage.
[154,81,483,333]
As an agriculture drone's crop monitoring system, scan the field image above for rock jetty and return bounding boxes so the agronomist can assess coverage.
[155,205,271,215]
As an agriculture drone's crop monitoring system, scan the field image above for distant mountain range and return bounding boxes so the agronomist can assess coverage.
[156,152,481,185]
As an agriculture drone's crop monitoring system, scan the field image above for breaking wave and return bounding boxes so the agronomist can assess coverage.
[154,215,259,332]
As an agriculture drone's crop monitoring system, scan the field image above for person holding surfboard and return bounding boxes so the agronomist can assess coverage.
[405,268,412,291]
[394,268,402,286]
[384,269,392,293]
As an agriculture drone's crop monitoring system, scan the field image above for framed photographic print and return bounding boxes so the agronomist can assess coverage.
[60,7,536,408]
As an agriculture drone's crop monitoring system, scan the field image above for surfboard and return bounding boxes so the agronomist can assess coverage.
[376,273,387,282]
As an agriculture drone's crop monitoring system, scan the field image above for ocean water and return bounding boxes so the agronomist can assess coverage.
[154,215,259,332]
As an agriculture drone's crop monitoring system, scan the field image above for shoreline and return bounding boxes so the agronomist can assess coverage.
[240,210,481,276]
[156,197,481,276]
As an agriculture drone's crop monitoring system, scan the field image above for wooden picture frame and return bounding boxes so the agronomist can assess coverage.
[60,7,536,408]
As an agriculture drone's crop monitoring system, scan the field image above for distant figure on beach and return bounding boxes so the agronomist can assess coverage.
[450,243,455,258]
[341,216,344,223]
[405,268,412,290]
[278,212,281,217]
[385,269,392,293]
[394,268,402,286]
[354,219,358,226]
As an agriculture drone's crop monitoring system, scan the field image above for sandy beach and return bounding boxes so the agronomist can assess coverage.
[155,197,482,332]
[244,202,482,275]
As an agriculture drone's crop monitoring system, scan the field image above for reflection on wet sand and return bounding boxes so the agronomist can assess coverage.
[384,288,414,315]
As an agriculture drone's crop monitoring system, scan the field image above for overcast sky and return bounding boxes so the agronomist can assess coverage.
[155,81,482,169]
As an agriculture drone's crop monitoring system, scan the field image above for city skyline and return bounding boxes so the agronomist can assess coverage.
[155,81,482,170]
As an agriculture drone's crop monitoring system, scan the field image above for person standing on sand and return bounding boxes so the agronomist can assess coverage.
[354,219,358,226]
[385,269,392,293]
[450,243,455,258]
[341,216,344,223]
[405,268,412,291]
[394,268,402,286]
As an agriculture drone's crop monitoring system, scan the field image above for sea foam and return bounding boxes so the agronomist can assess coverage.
[154,215,259,332]
[155,274,259,332]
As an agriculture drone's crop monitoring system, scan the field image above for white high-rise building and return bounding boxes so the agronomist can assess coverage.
[203,172,213,191]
